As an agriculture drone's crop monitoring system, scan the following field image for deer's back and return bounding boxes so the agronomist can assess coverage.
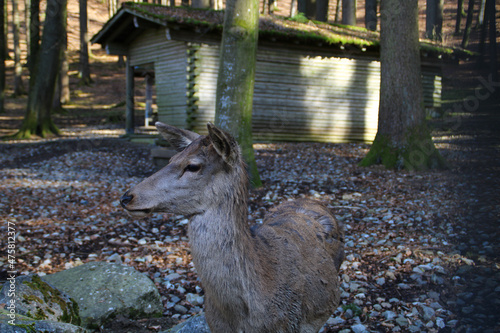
[248,199,345,332]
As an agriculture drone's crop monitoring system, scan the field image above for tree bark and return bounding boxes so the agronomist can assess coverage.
[342,0,356,26]
[13,0,67,139]
[455,0,465,34]
[215,0,262,187]
[28,0,40,74]
[12,0,24,96]
[192,0,211,9]
[461,0,475,48]
[365,0,377,31]
[360,0,447,170]
[125,57,135,135]
[79,0,91,85]
[486,0,498,82]
[334,0,341,22]
[0,0,4,113]
[426,0,443,41]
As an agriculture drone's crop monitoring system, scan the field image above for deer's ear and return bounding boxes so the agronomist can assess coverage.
[207,123,240,166]
[156,122,200,152]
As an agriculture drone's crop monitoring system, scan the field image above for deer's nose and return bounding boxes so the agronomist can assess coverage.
[120,191,134,208]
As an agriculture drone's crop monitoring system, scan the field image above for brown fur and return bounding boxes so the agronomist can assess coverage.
[121,123,345,333]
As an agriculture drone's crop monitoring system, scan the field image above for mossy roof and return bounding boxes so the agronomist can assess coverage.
[93,2,472,60]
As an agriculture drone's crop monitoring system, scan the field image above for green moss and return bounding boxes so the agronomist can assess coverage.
[22,294,44,304]
[34,307,48,320]
[22,275,81,326]
[118,2,467,59]
[360,125,448,171]
[11,323,37,333]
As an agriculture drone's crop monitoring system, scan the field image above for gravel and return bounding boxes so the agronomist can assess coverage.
[0,123,498,332]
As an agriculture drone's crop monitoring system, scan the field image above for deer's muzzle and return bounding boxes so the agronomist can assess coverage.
[120,191,134,208]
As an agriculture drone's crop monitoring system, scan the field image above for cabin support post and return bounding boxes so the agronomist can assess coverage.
[126,57,135,135]
[145,74,154,127]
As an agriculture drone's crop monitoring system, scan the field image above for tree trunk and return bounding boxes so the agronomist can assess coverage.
[360,0,447,170]
[486,0,498,82]
[342,0,356,26]
[28,0,39,74]
[79,0,91,85]
[24,0,30,61]
[426,0,443,41]
[125,57,135,135]
[53,33,70,110]
[455,0,465,34]
[60,34,70,104]
[334,0,341,22]
[298,0,329,21]
[477,0,486,27]
[12,0,24,96]
[0,0,4,113]
[3,0,7,60]
[215,0,262,187]
[461,0,475,48]
[316,0,329,22]
[192,0,211,8]
[365,0,377,30]
[12,0,67,139]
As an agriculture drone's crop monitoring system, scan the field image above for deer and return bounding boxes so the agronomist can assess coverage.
[120,122,345,333]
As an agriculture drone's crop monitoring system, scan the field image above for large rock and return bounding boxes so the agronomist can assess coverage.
[0,274,81,325]
[165,314,211,333]
[0,309,88,333]
[42,262,163,329]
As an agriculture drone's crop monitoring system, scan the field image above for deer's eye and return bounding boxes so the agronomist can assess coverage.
[185,164,201,173]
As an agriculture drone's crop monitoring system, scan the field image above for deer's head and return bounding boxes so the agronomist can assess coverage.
[120,122,244,218]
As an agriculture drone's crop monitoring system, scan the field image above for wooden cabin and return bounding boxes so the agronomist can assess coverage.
[92,3,456,143]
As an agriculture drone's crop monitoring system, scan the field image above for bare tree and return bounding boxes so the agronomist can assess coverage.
[0,0,5,113]
[12,0,67,139]
[426,0,443,41]
[79,0,91,85]
[365,0,377,30]
[342,0,356,26]
[215,0,262,187]
[360,0,447,170]
[461,0,475,48]
[298,0,329,21]
[27,0,40,74]
[454,0,465,34]
[12,0,24,96]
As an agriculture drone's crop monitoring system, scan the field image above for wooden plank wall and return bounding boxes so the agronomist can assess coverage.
[185,43,442,143]
[129,29,188,128]
[129,35,442,143]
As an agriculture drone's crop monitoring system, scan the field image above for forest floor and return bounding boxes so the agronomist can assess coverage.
[0,55,499,333]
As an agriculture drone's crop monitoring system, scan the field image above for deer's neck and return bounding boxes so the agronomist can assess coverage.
[188,179,260,309]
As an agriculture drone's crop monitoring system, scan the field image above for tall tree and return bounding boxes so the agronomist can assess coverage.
[485,0,497,81]
[342,0,356,26]
[461,0,475,48]
[365,0,377,30]
[360,0,446,170]
[454,0,465,34]
[12,0,67,139]
[79,0,91,85]
[214,0,262,187]
[297,0,329,22]
[12,0,24,96]
[192,0,211,8]
[27,0,40,73]
[426,0,443,41]
[0,0,4,113]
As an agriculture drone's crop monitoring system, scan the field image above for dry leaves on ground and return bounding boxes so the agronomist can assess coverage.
[0,128,498,332]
